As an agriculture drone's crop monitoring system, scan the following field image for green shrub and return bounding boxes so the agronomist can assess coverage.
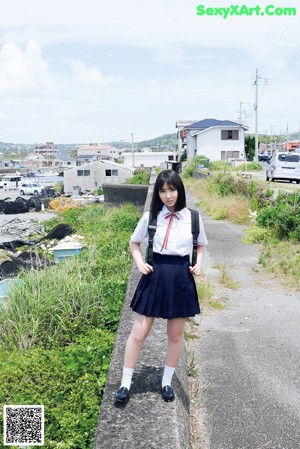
[0,204,140,350]
[242,226,271,244]
[256,191,300,240]
[0,329,114,449]
[183,155,210,178]
[92,188,104,195]
[54,181,64,194]
[0,203,141,448]
[125,168,150,185]
[209,160,231,171]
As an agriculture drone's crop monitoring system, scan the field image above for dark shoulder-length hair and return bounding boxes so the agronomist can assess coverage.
[150,170,186,216]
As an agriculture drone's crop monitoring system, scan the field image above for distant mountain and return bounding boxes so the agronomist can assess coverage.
[136,133,177,149]
[110,133,177,150]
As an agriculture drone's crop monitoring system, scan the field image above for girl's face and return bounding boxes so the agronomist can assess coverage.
[158,182,178,212]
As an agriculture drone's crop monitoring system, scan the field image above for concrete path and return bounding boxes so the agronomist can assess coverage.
[187,192,300,449]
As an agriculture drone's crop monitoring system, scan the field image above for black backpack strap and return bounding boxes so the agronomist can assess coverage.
[147,213,157,265]
[189,209,200,266]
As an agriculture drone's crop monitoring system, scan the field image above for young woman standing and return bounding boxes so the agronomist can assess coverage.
[115,170,208,404]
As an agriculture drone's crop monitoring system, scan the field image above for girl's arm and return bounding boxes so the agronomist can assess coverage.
[189,245,205,276]
[130,241,154,275]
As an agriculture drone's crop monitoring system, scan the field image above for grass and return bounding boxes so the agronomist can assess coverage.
[187,350,199,377]
[0,202,141,449]
[258,241,300,290]
[195,276,227,309]
[185,177,252,226]
[213,264,240,290]
[196,277,214,302]
[184,168,300,292]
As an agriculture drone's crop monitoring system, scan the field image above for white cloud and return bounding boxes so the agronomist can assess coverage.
[0,0,299,142]
[70,59,121,86]
[0,39,54,95]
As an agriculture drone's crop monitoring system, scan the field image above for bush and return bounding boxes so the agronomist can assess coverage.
[0,203,141,448]
[183,155,210,178]
[0,204,140,350]
[125,168,150,185]
[0,329,114,449]
[256,191,300,240]
[209,160,231,171]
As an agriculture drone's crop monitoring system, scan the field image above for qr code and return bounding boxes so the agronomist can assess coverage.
[3,405,44,446]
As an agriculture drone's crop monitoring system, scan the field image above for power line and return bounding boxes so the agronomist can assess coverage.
[269,45,300,85]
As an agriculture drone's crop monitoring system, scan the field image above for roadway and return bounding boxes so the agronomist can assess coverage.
[187,192,300,449]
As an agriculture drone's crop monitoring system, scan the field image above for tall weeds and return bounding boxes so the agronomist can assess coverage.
[0,203,140,350]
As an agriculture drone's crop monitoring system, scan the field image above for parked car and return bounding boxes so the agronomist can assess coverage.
[19,183,44,196]
[258,153,271,162]
[266,152,300,183]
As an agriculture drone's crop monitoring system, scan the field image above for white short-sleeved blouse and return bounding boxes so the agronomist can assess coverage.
[131,205,208,257]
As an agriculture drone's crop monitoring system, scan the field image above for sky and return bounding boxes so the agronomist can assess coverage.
[0,0,299,144]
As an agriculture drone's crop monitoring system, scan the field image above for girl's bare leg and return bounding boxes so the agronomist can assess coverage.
[123,313,155,368]
[165,318,186,367]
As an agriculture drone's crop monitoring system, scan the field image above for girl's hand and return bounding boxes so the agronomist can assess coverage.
[137,263,154,275]
[189,264,202,276]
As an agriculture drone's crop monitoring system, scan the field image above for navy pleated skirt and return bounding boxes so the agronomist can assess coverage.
[130,253,200,319]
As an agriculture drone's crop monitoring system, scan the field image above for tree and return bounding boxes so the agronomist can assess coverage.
[245,135,255,161]
[180,148,187,162]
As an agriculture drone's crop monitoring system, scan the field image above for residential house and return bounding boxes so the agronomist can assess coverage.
[63,159,133,195]
[76,143,122,164]
[179,118,248,162]
[57,154,77,169]
[121,151,177,169]
[175,120,197,157]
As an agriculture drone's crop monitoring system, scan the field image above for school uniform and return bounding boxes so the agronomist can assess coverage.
[130,206,208,319]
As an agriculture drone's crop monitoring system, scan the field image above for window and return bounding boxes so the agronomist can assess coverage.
[221,151,240,160]
[278,154,300,163]
[168,155,174,161]
[77,170,90,176]
[221,130,239,140]
[105,169,118,176]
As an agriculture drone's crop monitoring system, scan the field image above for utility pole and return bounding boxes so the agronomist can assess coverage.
[238,101,250,124]
[253,68,268,163]
[131,132,135,168]
[253,68,259,163]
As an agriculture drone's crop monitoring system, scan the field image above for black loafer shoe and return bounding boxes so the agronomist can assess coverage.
[161,385,175,402]
[115,387,129,405]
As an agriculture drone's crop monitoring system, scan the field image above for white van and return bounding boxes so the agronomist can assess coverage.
[266,153,300,183]
[0,175,22,189]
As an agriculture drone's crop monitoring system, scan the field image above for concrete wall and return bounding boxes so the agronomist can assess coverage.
[93,170,191,449]
[192,169,210,180]
[102,184,149,211]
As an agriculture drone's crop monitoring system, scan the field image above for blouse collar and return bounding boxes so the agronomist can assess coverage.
[161,205,185,217]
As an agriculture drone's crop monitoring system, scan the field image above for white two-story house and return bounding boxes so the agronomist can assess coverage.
[179,118,248,162]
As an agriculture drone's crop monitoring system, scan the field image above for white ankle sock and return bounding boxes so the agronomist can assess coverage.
[162,364,175,388]
[120,367,134,390]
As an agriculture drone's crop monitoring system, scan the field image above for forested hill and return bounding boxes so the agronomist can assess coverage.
[110,133,177,150]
